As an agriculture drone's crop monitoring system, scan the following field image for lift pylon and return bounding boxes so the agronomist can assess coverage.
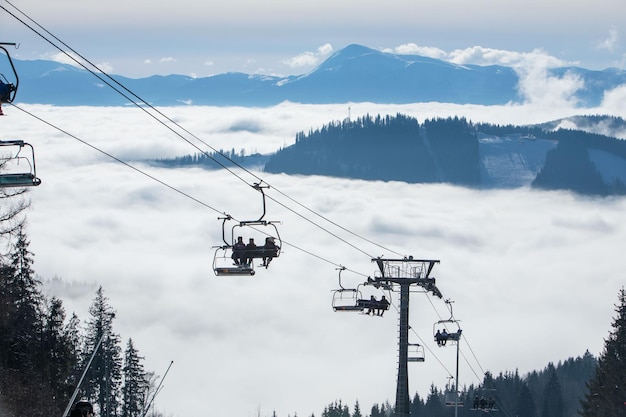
[369,257,442,417]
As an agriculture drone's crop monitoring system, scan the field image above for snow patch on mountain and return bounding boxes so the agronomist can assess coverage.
[479,134,557,188]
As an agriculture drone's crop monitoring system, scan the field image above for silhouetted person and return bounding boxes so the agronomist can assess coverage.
[365,295,376,315]
[262,237,278,268]
[440,329,448,346]
[245,238,257,265]
[377,295,390,316]
[435,329,443,346]
[232,236,245,265]
[69,400,94,417]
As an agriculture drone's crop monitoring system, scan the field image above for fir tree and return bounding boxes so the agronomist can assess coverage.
[422,384,444,417]
[42,296,78,404]
[409,392,424,417]
[83,286,123,417]
[516,383,537,417]
[352,400,362,417]
[122,338,148,417]
[3,226,42,369]
[579,287,626,416]
[540,364,564,417]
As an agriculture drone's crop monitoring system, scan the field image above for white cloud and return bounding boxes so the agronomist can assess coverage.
[8,102,625,417]
[282,43,334,68]
[383,44,585,106]
[599,84,626,120]
[515,64,584,107]
[95,61,113,73]
[159,56,177,64]
[450,46,569,68]
[317,43,334,57]
[598,27,619,52]
[387,44,570,69]
[43,51,84,68]
[383,43,448,60]
[41,52,113,74]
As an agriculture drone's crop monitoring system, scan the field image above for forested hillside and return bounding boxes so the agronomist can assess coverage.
[318,352,597,417]
[156,114,626,196]
[263,114,481,186]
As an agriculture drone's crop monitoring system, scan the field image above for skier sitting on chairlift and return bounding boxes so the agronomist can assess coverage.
[261,237,278,268]
[232,236,246,265]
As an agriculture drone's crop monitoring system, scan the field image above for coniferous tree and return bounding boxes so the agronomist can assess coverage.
[422,384,444,417]
[516,383,537,417]
[42,296,78,406]
[4,226,42,370]
[83,286,123,417]
[63,312,83,400]
[540,364,564,417]
[352,400,362,417]
[579,287,626,416]
[409,392,424,417]
[122,338,148,417]
[369,403,382,417]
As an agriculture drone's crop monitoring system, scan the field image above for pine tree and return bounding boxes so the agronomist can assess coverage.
[42,296,78,405]
[579,287,626,416]
[540,364,564,417]
[352,400,362,417]
[422,384,444,417]
[83,286,123,417]
[516,383,537,417]
[122,338,148,417]
[409,392,424,417]
[4,226,42,369]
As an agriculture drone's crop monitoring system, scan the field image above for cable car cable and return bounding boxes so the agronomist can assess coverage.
[6,5,501,407]
[3,2,389,262]
[10,103,224,215]
[423,292,491,388]
[3,1,405,261]
[10,102,371,278]
[0,3,253,186]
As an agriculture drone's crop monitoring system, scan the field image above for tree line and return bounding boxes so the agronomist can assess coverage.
[313,288,626,417]
[156,113,626,196]
[0,187,156,417]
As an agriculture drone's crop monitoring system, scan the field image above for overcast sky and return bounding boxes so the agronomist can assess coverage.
[2,0,626,78]
[3,97,625,417]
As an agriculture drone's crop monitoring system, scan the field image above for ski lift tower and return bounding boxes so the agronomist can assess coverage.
[370,257,443,417]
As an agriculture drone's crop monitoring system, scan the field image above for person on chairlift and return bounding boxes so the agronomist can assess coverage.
[261,237,278,268]
[232,236,246,265]
[376,295,390,316]
[245,238,257,266]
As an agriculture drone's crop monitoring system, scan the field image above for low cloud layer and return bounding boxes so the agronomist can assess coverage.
[6,102,626,417]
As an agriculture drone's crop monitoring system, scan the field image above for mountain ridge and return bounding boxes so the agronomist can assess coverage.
[154,114,626,196]
[8,44,626,107]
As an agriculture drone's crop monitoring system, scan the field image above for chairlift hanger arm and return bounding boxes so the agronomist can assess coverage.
[218,214,233,246]
[0,44,19,103]
[336,265,347,290]
[251,182,270,222]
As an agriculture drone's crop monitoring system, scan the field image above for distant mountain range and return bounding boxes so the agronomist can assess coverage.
[8,44,626,107]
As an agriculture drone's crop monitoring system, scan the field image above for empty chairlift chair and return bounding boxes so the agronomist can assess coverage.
[0,140,42,188]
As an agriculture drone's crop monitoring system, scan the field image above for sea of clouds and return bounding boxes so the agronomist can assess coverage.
[4,100,626,417]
